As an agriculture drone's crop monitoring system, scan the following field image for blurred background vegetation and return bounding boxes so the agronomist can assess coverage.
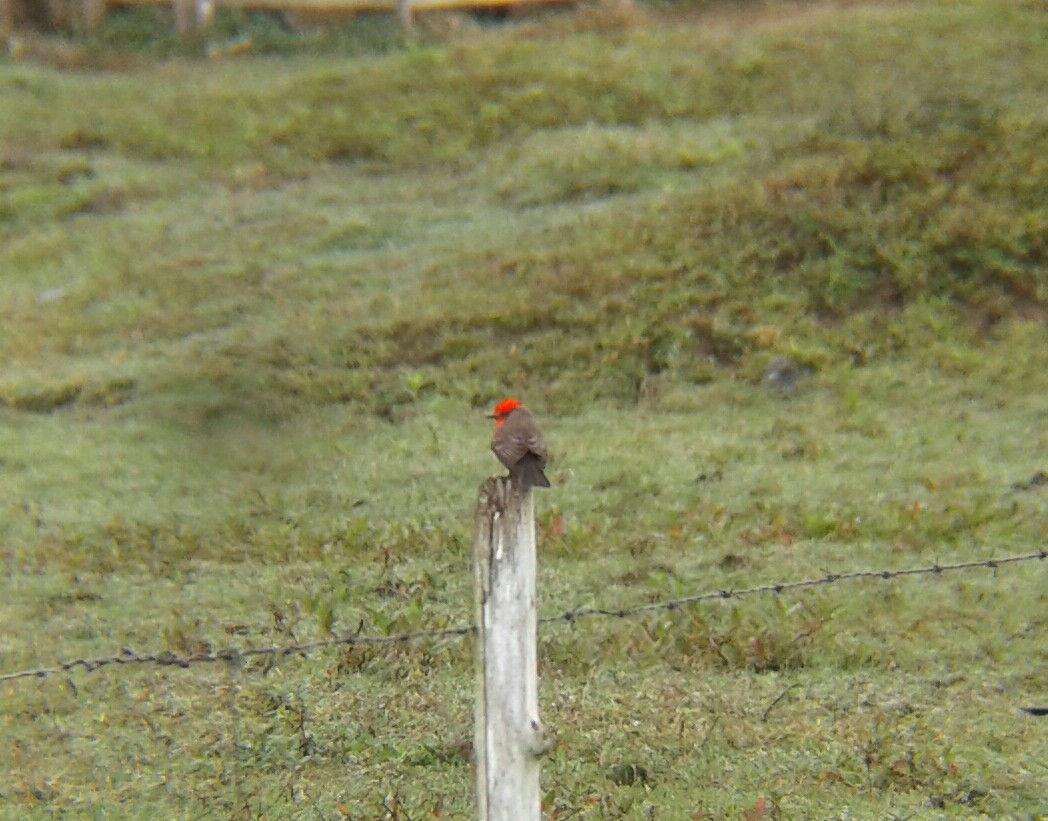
[1,0,1047,817]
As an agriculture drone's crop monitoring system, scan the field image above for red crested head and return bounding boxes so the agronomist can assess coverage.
[491,397,523,425]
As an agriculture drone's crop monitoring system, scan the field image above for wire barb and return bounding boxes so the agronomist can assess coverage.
[0,549,1044,684]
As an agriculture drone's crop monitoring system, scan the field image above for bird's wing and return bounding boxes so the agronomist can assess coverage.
[492,428,529,468]
[492,408,546,467]
[520,414,547,461]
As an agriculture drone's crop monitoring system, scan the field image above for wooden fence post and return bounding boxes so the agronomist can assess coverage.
[473,478,553,821]
[395,0,412,33]
[171,0,197,33]
[82,0,108,32]
[1,0,13,41]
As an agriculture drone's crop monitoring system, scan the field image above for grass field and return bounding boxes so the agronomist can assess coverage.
[2,0,1048,817]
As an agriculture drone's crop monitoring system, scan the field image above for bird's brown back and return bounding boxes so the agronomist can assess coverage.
[491,406,547,471]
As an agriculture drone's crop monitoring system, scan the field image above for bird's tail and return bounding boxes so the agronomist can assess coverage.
[514,454,551,489]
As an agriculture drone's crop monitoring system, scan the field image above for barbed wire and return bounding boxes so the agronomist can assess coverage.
[538,549,1048,625]
[0,625,475,684]
[1,549,1044,685]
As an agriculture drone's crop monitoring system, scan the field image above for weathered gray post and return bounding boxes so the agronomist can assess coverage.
[395,0,412,33]
[472,477,553,821]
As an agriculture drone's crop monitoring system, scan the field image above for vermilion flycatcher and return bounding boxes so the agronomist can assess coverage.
[489,397,551,489]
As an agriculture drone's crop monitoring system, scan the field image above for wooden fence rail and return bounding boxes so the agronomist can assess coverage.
[0,0,573,37]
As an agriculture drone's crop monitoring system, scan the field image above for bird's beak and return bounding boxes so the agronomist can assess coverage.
[485,413,496,419]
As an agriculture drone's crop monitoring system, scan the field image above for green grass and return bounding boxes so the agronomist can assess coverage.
[2,0,1048,817]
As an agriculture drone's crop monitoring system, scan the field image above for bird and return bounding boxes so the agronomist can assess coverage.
[489,397,551,489]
